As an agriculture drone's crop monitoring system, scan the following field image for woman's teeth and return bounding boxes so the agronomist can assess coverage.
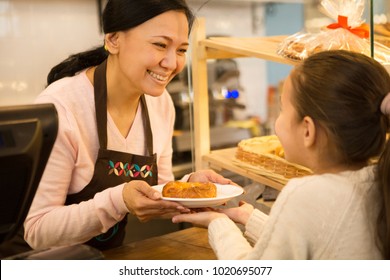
[148,70,168,82]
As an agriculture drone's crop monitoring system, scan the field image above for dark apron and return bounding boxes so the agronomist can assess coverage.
[65,60,158,251]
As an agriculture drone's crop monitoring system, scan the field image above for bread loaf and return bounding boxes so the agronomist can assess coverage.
[237,135,284,158]
[162,181,217,198]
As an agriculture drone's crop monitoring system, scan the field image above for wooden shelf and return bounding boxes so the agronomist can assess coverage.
[201,36,297,65]
[203,148,284,191]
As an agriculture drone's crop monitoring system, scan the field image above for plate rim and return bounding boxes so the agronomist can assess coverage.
[152,183,243,203]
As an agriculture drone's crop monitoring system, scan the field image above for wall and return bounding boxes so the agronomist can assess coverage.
[0,0,103,106]
[265,3,303,86]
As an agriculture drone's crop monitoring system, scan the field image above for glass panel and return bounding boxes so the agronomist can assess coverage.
[373,0,390,71]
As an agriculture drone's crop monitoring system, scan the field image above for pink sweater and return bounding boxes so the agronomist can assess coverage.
[24,70,176,249]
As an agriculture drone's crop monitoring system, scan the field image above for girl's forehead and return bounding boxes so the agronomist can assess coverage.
[282,75,293,98]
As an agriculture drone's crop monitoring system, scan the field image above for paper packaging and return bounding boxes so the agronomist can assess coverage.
[277,0,390,63]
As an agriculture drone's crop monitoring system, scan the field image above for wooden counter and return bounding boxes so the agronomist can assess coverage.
[103,227,216,260]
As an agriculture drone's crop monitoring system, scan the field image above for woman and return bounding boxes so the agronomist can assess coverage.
[24,0,232,251]
[173,50,390,259]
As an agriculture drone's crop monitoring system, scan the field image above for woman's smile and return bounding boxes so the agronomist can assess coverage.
[147,70,170,82]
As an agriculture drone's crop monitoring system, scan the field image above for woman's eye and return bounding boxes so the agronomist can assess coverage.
[178,48,188,54]
[154,42,167,48]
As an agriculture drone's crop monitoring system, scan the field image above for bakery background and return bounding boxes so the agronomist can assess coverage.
[0,0,389,241]
[0,0,304,179]
[1,1,388,152]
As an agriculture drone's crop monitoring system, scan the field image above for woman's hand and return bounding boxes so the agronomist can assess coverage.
[188,169,234,185]
[122,180,190,222]
[172,209,227,227]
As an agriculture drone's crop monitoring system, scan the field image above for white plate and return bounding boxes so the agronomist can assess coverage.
[152,183,244,208]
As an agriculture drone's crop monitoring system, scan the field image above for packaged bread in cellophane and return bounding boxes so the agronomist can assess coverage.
[277,0,390,63]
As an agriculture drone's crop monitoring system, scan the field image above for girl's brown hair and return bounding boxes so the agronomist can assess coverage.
[290,50,390,259]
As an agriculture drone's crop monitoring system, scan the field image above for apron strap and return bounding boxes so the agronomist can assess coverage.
[93,60,154,155]
[140,95,154,156]
[94,60,108,149]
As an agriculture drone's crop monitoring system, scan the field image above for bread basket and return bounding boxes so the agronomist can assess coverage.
[234,138,312,185]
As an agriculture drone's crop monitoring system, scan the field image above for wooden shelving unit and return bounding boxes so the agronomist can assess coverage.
[203,148,285,191]
[190,18,296,191]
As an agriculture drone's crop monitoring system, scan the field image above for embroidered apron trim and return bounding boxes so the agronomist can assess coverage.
[108,161,153,178]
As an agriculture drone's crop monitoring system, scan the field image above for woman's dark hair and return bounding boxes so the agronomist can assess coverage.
[47,0,194,85]
[290,50,390,259]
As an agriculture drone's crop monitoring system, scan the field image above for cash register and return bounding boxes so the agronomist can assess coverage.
[0,103,103,259]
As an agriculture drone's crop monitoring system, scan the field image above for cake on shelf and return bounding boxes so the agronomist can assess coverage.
[234,135,312,185]
[375,23,390,48]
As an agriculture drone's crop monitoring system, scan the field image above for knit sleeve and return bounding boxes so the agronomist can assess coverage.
[208,217,253,260]
[208,178,317,259]
[244,209,268,245]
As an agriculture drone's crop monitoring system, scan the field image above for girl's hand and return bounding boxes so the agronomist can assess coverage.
[218,201,254,225]
[172,209,227,227]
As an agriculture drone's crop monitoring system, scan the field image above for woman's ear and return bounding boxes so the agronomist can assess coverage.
[302,116,316,148]
[104,32,120,54]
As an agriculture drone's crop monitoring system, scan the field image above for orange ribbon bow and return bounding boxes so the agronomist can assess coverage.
[327,15,369,39]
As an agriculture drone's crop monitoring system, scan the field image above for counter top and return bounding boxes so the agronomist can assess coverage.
[103,227,216,260]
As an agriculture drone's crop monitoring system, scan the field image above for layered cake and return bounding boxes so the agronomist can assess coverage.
[237,135,284,157]
[374,23,390,48]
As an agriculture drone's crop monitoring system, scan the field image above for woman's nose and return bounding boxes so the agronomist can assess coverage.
[161,50,177,70]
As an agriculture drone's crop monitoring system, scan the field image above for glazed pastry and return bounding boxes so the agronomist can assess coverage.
[162,181,217,198]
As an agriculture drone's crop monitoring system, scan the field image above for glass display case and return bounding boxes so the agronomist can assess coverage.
[372,0,390,69]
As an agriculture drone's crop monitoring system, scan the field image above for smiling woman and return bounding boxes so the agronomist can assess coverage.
[105,10,190,99]
[12,0,235,257]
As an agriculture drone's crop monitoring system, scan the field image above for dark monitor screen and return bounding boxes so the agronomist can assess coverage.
[0,103,58,244]
[0,129,16,148]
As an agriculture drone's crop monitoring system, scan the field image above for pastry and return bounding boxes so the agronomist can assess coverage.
[278,31,325,61]
[237,135,284,158]
[162,181,217,198]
